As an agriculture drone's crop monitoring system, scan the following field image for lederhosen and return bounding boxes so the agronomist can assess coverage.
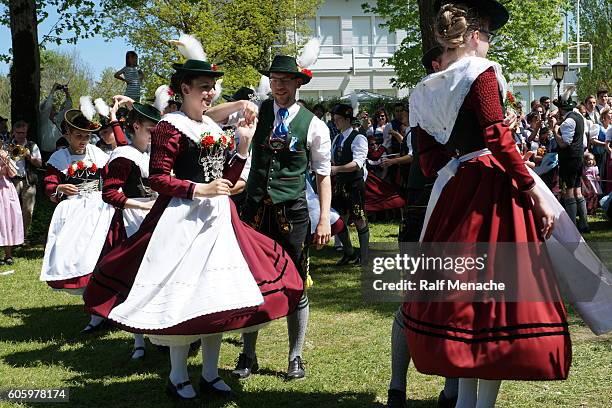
[558,111,585,189]
[242,100,313,280]
[331,129,366,223]
[398,129,436,242]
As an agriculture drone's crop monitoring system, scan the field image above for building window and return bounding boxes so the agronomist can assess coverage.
[320,17,341,55]
[352,16,371,55]
[374,17,396,54]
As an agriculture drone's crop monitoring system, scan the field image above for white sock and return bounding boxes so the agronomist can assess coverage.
[131,333,145,359]
[201,335,230,392]
[476,379,501,408]
[456,378,478,408]
[169,345,196,398]
[86,314,104,328]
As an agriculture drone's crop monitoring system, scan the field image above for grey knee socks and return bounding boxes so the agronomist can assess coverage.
[288,294,309,361]
[357,226,369,261]
[564,197,577,225]
[389,310,410,392]
[576,197,589,230]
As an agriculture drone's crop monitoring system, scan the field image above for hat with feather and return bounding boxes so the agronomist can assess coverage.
[259,38,320,85]
[553,86,578,111]
[133,85,172,123]
[64,96,109,132]
[170,33,223,78]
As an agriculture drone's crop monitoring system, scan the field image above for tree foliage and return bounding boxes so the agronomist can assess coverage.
[91,67,126,103]
[576,0,611,99]
[0,0,105,62]
[100,0,321,98]
[363,0,571,88]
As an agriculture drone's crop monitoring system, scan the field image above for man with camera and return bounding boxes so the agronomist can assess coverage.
[39,83,73,160]
[10,120,42,240]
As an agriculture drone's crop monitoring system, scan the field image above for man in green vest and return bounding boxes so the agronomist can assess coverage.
[330,103,369,265]
[235,55,331,380]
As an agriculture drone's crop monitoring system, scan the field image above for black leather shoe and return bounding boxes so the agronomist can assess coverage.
[199,376,236,399]
[286,356,305,380]
[165,380,197,401]
[81,320,105,334]
[336,252,359,266]
[386,389,408,408]
[232,353,259,379]
[437,390,458,408]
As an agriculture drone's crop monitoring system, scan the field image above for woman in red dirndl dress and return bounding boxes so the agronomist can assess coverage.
[402,2,571,407]
[83,36,303,401]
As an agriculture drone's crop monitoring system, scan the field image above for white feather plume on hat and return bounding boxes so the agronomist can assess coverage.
[154,85,171,113]
[94,98,110,118]
[559,85,576,104]
[171,33,207,61]
[256,75,271,102]
[211,79,223,104]
[80,96,96,121]
[297,38,321,69]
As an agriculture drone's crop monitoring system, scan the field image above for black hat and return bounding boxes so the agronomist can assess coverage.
[132,102,162,123]
[223,87,255,102]
[421,46,444,74]
[331,104,355,120]
[172,59,224,78]
[434,0,509,31]
[553,93,578,111]
[64,109,101,132]
[259,55,313,85]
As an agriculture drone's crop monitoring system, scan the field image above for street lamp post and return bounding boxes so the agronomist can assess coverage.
[552,62,567,101]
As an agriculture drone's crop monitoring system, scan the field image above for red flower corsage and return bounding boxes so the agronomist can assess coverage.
[301,68,313,77]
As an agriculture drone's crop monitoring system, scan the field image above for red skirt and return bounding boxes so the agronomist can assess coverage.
[402,156,571,380]
[83,195,304,335]
[47,210,126,291]
[365,173,406,212]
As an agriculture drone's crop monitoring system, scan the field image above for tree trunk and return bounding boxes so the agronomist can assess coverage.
[417,0,437,52]
[9,0,40,144]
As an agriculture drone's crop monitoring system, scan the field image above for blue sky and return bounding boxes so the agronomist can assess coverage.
[0,4,129,80]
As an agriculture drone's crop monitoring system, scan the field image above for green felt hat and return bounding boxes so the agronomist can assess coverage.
[259,55,313,85]
[64,109,101,132]
[172,59,224,78]
[132,102,162,123]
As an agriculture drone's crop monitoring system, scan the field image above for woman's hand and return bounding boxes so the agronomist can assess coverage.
[139,200,156,211]
[194,179,233,197]
[110,95,135,122]
[57,184,79,196]
[526,188,555,239]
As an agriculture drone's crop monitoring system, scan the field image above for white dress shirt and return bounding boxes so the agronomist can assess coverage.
[331,127,368,169]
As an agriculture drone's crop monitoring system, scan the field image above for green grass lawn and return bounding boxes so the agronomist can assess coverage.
[0,218,611,407]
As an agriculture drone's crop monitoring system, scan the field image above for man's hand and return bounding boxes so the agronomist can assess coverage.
[241,101,259,125]
[312,220,331,249]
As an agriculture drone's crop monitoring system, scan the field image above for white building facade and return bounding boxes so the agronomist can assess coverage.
[297,0,409,101]
[298,0,589,104]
